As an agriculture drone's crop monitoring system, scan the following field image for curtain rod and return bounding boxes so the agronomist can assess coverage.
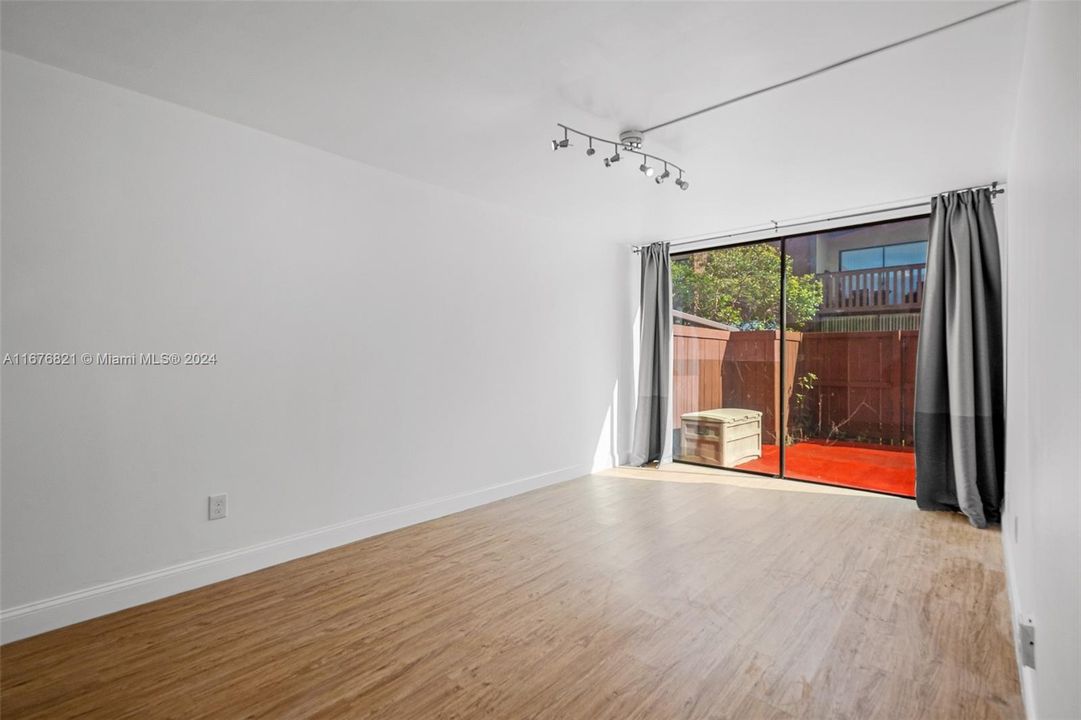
[632,181,1004,254]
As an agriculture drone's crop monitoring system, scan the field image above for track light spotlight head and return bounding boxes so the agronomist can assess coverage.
[659,169,671,181]
[552,126,570,151]
[655,175,665,184]
[604,157,611,167]
[586,147,595,156]
[609,151,621,163]
[640,163,654,178]
[676,179,690,191]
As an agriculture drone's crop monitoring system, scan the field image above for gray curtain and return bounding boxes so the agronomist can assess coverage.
[629,242,672,466]
[915,188,1004,528]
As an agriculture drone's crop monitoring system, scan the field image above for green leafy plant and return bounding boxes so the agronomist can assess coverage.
[788,371,819,443]
[672,244,823,329]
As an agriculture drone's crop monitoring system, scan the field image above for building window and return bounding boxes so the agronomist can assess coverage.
[840,241,927,271]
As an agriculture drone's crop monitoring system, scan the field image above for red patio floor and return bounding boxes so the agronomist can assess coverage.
[737,440,915,497]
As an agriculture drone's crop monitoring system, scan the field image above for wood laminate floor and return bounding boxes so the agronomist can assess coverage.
[0,466,1022,719]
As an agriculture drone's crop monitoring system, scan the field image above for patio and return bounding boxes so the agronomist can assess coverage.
[737,440,915,497]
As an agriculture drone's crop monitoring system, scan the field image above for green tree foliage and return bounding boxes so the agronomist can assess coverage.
[672,244,823,329]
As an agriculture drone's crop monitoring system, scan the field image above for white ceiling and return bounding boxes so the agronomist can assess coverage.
[1,1,1028,243]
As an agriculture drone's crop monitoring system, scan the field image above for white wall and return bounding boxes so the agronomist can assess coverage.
[1001,3,1081,719]
[0,53,634,640]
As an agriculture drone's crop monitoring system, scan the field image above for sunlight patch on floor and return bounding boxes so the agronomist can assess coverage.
[600,463,886,498]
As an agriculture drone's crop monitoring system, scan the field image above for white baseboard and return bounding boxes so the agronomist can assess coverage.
[1,463,590,644]
[1001,525,1037,720]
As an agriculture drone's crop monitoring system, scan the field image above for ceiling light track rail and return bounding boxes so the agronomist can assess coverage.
[640,0,1022,135]
[553,124,689,190]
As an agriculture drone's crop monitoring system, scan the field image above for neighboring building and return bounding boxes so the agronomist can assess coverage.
[793,216,928,331]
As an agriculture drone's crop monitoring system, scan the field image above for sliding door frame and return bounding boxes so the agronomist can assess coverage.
[778,236,788,477]
[670,234,785,480]
[670,216,926,498]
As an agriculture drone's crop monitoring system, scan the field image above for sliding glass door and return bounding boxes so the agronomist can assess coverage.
[671,217,924,496]
[671,241,782,476]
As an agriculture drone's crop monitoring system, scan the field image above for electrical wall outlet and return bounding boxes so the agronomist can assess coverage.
[209,494,228,521]
[1020,617,1036,669]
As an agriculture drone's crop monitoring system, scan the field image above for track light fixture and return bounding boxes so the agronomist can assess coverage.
[552,124,688,191]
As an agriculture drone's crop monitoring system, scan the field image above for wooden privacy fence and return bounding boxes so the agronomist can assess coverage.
[673,325,918,446]
[798,330,918,445]
[673,327,800,445]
